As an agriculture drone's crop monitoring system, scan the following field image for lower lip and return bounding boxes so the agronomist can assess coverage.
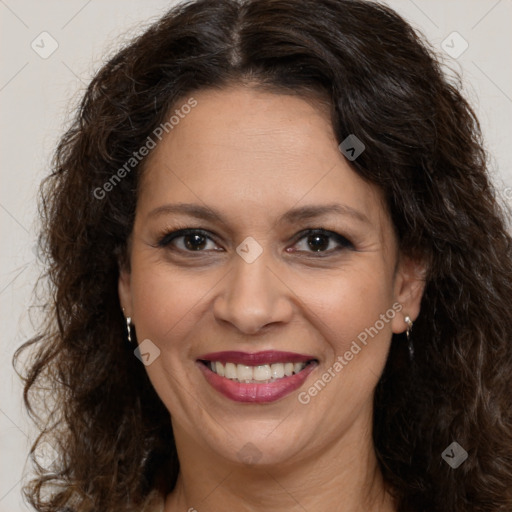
[197,361,318,403]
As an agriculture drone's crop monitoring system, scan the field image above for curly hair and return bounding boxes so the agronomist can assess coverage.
[14,0,512,511]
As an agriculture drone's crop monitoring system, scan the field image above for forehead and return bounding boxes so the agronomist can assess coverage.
[137,86,389,233]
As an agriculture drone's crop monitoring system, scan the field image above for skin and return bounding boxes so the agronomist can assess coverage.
[119,85,426,512]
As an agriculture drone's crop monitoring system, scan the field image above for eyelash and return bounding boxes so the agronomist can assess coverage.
[156,227,355,257]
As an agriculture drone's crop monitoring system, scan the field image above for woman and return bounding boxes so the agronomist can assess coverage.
[14,0,512,511]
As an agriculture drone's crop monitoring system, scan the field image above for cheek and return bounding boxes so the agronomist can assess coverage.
[131,250,202,350]
[297,266,396,413]
[128,257,214,414]
[294,265,395,350]
[130,264,212,349]
[298,275,396,421]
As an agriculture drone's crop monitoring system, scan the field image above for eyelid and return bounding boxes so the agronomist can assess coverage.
[156,228,220,249]
[293,227,351,243]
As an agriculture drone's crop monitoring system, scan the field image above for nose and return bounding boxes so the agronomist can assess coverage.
[212,249,294,335]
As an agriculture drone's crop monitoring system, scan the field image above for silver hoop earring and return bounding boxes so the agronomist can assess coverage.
[404,315,414,361]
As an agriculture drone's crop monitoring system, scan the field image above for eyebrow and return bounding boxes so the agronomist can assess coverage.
[147,202,370,225]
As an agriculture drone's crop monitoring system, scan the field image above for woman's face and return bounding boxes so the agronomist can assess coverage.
[119,85,424,466]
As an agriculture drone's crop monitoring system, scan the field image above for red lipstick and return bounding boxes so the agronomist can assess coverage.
[196,351,318,403]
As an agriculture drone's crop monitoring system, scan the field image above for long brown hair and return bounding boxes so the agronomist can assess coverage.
[14,0,512,510]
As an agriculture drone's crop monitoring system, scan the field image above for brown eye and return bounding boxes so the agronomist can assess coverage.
[292,229,354,255]
[158,229,220,252]
[305,233,330,252]
[182,233,208,251]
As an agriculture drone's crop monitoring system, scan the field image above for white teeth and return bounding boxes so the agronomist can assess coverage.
[215,361,225,377]
[207,360,309,382]
[271,363,285,379]
[225,362,237,379]
[237,364,253,382]
[253,365,272,381]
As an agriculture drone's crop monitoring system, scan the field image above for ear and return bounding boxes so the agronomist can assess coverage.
[391,253,427,334]
[118,264,133,319]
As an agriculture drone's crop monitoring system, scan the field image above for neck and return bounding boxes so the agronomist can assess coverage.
[164,414,396,512]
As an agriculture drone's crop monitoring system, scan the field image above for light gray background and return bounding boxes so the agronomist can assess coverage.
[1,1,511,511]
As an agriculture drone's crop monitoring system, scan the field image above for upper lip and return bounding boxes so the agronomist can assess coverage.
[197,350,317,366]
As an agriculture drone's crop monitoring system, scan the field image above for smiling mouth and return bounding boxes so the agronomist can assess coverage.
[198,359,318,384]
